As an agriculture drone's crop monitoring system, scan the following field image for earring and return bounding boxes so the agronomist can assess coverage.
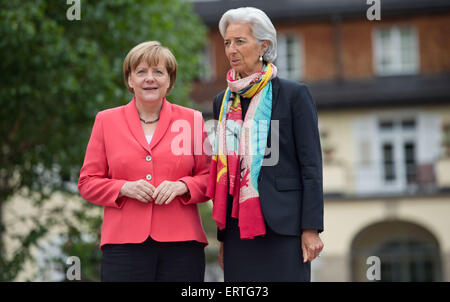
[259,55,263,61]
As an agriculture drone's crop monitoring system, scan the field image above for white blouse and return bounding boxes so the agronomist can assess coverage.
[145,135,153,144]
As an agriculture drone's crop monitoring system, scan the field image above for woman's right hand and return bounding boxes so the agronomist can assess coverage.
[119,180,156,203]
[218,242,224,270]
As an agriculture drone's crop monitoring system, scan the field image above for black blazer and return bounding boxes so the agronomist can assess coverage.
[213,77,324,239]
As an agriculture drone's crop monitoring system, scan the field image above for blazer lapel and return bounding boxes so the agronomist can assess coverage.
[270,76,281,115]
[124,98,152,153]
[265,77,281,155]
[149,98,172,150]
[124,98,173,153]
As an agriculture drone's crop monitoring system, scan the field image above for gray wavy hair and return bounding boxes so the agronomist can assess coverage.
[218,7,277,62]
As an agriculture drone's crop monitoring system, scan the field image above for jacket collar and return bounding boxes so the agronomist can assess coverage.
[271,76,281,113]
[124,97,173,153]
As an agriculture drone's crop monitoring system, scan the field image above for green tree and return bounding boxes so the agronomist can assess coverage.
[0,0,206,281]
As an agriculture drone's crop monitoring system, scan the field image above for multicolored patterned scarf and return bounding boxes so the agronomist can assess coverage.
[206,63,277,239]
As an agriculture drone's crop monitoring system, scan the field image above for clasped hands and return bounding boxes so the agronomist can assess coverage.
[119,179,189,205]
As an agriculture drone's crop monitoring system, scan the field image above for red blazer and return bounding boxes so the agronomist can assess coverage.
[78,98,211,247]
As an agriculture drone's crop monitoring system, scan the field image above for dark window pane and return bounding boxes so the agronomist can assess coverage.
[383,144,395,181]
[404,142,416,184]
[401,119,416,130]
[379,121,394,131]
[375,240,440,282]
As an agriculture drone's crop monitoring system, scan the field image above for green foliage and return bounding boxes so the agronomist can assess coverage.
[1,216,50,281]
[57,209,103,281]
[0,0,206,281]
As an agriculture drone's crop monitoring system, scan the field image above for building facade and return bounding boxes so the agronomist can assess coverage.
[191,0,450,281]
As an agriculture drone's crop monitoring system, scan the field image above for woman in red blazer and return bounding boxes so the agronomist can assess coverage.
[78,41,211,282]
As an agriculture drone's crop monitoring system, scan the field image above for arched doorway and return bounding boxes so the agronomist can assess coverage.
[351,220,442,281]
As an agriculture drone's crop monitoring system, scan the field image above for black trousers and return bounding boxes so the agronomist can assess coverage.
[223,218,311,282]
[101,236,205,282]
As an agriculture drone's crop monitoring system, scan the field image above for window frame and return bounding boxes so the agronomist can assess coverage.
[275,32,303,81]
[373,25,420,76]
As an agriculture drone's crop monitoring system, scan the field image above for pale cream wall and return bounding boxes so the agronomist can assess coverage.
[424,106,450,124]
[437,159,450,186]
[318,195,450,281]
[321,196,450,255]
[319,109,364,194]
[432,106,450,187]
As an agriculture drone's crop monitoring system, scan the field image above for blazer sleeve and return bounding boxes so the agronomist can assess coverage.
[178,112,212,205]
[292,84,324,233]
[78,112,127,208]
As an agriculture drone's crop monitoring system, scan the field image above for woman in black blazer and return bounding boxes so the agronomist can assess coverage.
[206,7,324,282]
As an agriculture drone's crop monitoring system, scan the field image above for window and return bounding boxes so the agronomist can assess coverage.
[376,240,438,282]
[355,113,440,195]
[351,220,443,282]
[382,143,395,181]
[404,142,417,184]
[275,33,302,81]
[373,26,419,76]
[378,118,417,187]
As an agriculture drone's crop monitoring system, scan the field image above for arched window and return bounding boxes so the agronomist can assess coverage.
[375,240,439,281]
[351,220,442,282]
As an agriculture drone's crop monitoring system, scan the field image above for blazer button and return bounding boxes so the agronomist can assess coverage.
[146,155,152,162]
[146,174,152,181]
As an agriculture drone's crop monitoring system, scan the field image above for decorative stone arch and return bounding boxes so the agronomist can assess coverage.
[350,219,442,281]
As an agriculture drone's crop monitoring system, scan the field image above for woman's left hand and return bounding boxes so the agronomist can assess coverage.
[152,180,189,205]
[301,229,324,263]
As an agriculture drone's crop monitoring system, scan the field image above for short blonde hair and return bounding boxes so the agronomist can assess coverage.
[123,41,177,94]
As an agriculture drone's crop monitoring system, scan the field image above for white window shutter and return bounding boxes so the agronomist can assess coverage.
[354,116,381,195]
[417,113,442,164]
